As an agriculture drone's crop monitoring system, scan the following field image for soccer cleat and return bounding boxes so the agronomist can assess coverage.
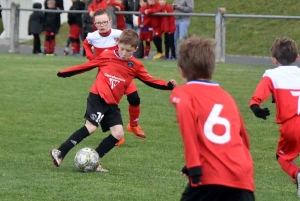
[152,53,163,61]
[49,149,63,167]
[126,124,146,140]
[96,165,108,172]
[296,171,300,198]
[115,137,125,146]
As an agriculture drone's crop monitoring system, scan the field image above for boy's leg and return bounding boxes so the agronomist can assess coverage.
[174,20,179,55]
[124,81,146,140]
[69,24,82,55]
[164,33,170,59]
[178,19,190,41]
[44,31,51,54]
[169,33,176,59]
[153,28,163,60]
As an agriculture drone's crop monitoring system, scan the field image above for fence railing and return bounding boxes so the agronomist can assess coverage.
[2,2,300,62]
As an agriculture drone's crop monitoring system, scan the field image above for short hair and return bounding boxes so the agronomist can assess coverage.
[178,36,216,80]
[271,37,298,65]
[94,9,110,18]
[119,29,139,48]
[47,0,56,4]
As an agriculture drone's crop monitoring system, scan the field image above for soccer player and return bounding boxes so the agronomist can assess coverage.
[138,0,152,59]
[83,9,145,146]
[250,37,300,198]
[170,36,255,201]
[49,29,177,172]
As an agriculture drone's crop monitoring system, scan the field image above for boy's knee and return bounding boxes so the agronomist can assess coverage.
[111,129,124,140]
[127,91,140,106]
[85,120,97,134]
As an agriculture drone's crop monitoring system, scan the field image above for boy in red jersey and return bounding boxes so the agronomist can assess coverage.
[171,36,255,201]
[83,9,146,147]
[138,0,152,59]
[143,0,163,60]
[250,37,300,198]
[88,0,108,17]
[49,29,177,171]
[159,0,176,60]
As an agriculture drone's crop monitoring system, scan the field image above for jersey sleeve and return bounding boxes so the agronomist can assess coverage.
[135,63,173,90]
[170,89,202,171]
[57,56,101,77]
[249,76,274,107]
[84,35,96,61]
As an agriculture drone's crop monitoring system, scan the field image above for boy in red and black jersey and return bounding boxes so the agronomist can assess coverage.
[170,36,255,201]
[49,29,177,172]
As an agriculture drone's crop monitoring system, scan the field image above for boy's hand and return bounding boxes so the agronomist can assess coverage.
[250,104,270,120]
[144,9,149,14]
[89,11,94,17]
[170,79,178,87]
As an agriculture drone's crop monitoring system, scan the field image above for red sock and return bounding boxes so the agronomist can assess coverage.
[129,105,140,127]
[278,157,300,178]
[144,43,150,57]
[45,41,50,53]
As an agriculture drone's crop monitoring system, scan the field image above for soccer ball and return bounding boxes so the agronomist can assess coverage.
[74,147,99,172]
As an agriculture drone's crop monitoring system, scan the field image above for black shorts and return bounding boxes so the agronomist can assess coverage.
[181,184,255,201]
[84,93,123,132]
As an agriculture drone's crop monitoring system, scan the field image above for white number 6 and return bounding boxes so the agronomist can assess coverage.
[204,104,231,144]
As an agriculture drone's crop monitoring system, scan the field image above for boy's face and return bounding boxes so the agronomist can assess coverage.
[118,43,137,60]
[47,1,55,8]
[94,14,111,33]
[147,0,155,5]
[159,0,166,6]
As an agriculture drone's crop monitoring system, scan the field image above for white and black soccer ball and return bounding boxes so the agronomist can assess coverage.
[74,147,99,172]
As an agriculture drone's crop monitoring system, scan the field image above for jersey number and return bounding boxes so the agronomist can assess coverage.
[291,91,300,114]
[204,104,231,144]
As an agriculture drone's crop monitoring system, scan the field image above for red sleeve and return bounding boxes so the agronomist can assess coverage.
[57,57,101,77]
[170,89,202,170]
[147,3,162,13]
[250,76,274,107]
[238,111,250,149]
[135,64,173,90]
[83,39,95,61]
[87,2,94,11]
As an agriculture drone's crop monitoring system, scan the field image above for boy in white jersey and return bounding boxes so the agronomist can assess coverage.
[83,9,146,146]
[250,37,300,198]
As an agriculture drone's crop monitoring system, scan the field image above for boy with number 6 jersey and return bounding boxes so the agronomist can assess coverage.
[170,36,255,201]
[250,37,300,198]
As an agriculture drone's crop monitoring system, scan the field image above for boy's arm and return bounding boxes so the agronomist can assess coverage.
[147,4,161,13]
[249,76,273,119]
[176,0,193,13]
[170,89,202,187]
[83,39,96,61]
[136,64,175,90]
[57,57,101,77]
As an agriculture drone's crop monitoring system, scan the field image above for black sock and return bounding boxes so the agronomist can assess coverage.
[153,36,162,53]
[58,126,90,158]
[95,134,119,158]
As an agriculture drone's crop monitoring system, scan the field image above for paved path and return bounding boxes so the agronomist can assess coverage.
[1,39,300,67]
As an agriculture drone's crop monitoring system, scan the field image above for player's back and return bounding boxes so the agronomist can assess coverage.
[86,29,122,56]
[263,66,300,123]
[172,81,254,191]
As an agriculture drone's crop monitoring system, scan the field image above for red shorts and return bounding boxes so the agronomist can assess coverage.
[140,29,153,42]
[277,116,300,160]
[124,81,137,95]
[69,24,82,39]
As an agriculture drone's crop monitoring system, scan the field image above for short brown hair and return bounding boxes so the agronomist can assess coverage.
[178,36,216,80]
[271,37,298,65]
[94,9,110,18]
[119,29,139,48]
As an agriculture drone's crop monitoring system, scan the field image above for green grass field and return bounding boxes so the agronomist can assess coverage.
[0,53,299,201]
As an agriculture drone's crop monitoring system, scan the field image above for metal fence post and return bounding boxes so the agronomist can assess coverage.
[215,7,226,62]
[9,2,20,53]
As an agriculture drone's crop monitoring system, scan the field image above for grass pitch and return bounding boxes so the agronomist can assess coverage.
[0,53,299,201]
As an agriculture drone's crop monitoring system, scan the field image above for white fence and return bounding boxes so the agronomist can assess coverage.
[3,2,300,62]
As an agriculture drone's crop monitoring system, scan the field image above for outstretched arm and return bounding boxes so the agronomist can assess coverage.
[57,57,102,77]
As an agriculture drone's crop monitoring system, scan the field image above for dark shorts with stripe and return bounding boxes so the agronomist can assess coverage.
[84,93,123,132]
